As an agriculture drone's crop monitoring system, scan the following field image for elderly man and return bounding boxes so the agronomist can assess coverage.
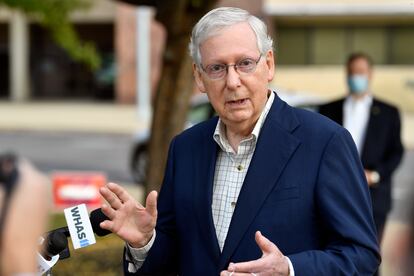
[99,7,380,275]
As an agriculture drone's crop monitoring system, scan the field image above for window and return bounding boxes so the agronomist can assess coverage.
[350,28,387,64]
[390,27,414,64]
[311,28,346,64]
[276,25,414,65]
[276,28,307,65]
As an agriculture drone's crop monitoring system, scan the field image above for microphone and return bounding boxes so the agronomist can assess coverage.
[63,204,113,249]
[37,231,68,274]
[90,208,111,237]
[47,208,111,240]
[39,231,68,261]
[38,207,111,275]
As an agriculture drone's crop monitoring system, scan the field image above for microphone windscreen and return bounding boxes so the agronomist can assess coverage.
[45,231,68,256]
[90,208,112,237]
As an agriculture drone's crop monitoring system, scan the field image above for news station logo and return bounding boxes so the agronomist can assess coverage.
[64,204,96,250]
[71,206,90,247]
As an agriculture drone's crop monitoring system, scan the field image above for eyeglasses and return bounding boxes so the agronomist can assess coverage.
[201,54,262,80]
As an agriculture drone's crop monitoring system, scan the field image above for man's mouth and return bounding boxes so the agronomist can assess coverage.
[227,98,247,105]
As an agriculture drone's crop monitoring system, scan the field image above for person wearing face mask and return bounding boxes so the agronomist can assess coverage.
[319,52,404,247]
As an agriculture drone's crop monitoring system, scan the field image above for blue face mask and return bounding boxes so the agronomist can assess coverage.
[347,75,369,94]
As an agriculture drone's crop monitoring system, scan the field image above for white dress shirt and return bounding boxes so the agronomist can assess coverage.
[343,94,373,155]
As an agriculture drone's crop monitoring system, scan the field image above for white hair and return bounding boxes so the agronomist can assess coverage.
[189,7,274,66]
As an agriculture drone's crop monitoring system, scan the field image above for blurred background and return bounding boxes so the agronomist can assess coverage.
[0,0,413,275]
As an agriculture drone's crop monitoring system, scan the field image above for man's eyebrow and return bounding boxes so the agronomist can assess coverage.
[204,57,227,65]
[205,54,259,65]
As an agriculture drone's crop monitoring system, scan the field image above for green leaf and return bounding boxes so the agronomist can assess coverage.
[0,0,101,70]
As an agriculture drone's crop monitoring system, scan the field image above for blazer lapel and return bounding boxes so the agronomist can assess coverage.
[219,98,301,268]
[336,99,344,125]
[193,119,221,263]
[361,100,382,162]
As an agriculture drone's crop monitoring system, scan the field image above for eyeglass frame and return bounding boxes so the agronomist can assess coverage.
[199,54,263,80]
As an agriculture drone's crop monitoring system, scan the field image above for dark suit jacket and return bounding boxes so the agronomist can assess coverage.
[319,98,404,216]
[126,95,380,275]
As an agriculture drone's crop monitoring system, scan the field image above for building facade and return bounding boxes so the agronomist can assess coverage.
[0,0,413,111]
[0,0,115,101]
[266,0,414,110]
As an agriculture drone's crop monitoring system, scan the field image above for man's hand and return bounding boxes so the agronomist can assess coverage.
[220,231,289,276]
[99,182,158,248]
[364,170,379,187]
[365,170,373,186]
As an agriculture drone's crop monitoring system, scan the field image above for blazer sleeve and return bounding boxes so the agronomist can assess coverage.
[288,128,381,275]
[124,138,179,276]
[375,108,404,181]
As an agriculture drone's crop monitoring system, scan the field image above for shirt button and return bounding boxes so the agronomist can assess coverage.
[231,202,236,207]
[237,165,243,171]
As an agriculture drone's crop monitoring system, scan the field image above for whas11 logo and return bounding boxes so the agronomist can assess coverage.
[71,206,89,247]
[64,203,96,250]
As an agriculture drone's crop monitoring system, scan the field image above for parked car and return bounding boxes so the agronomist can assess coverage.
[130,89,324,184]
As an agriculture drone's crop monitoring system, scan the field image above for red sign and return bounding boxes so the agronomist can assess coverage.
[52,171,106,210]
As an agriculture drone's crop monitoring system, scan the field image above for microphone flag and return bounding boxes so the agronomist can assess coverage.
[64,204,96,249]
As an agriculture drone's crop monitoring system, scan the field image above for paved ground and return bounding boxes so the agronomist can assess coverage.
[0,130,136,182]
[0,101,149,134]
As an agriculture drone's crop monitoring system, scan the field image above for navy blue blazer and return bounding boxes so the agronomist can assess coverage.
[126,95,380,275]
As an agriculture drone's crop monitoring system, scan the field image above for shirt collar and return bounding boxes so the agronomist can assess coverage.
[213,91,275,153]
[345,93,373,107]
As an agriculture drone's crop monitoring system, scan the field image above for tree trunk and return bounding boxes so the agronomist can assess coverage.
[145,36,193,193]
[145,0,216,193]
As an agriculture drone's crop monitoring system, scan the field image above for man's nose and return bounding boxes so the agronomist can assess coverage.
[225,66,241,89]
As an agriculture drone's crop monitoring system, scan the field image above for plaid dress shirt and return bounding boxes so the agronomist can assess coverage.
[212,91,274,251]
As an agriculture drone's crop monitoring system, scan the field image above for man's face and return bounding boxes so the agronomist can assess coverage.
[193,22,275,130]
[346,57,373,95]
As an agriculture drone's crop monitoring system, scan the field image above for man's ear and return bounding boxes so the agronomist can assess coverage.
[265,50,275,82]
[193,63,206,93]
